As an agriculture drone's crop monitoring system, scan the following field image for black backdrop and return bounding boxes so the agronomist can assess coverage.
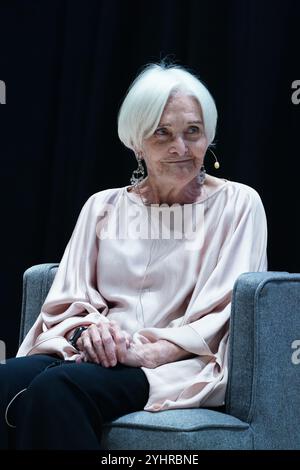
[0,0,299,357]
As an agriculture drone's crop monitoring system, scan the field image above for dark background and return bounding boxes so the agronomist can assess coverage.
[0,0,299,357]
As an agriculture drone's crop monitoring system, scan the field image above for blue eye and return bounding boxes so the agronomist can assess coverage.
[155,128,168,136]
[187,126,200,134]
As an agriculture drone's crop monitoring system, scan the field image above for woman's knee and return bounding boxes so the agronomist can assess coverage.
[0,355,59,388]
[26,366,72,402]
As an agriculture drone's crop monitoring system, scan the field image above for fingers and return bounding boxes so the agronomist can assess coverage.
[80,326,101,364]
[109,321,129,363]
[81,323,116,367]
[79,321,132,368]
[76,336,83,351]
[88,324,110,366]
[99,324,118,367]
[75,354,83,364]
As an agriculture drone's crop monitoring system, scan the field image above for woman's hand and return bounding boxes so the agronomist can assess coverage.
[118,341,160,369]
[75,322,194,369]
[119,339,195,369]
[75,320,131,367]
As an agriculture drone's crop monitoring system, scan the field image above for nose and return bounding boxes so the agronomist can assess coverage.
[168,135,188,156]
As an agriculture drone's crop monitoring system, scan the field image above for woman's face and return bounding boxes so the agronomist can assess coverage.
[140,92,208,185]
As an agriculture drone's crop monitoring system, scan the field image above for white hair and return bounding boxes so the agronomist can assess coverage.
[117,63,218,153]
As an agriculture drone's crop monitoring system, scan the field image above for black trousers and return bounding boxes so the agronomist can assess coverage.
[0,354,149,450]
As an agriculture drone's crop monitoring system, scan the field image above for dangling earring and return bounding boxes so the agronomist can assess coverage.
[130,154,145,186]
[207,147,220,169]
[199,165,206,185]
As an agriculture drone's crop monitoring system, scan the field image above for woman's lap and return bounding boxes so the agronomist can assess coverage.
[0,354,60,405]
[1,354,149,425]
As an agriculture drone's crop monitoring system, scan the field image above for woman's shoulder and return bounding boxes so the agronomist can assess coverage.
[206,175,263,204]
[222,179,265,216]
[87,186,125,204]
[75,187,125,220]
[228,179,263,201]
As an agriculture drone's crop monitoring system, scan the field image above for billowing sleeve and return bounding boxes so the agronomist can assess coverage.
[17,193,109,359]
[133,187,268,359]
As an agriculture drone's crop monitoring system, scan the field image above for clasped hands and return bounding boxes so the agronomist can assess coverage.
[75,320,162,369]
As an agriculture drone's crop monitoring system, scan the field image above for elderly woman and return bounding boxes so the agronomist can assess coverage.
[0,63,267,449]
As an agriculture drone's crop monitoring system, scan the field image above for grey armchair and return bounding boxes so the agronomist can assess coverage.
[19,264,300,450]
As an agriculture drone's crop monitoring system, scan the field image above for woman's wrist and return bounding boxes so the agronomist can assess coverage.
[155,339,194,366]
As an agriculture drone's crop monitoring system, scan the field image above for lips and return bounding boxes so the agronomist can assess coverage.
[163,159,192,163]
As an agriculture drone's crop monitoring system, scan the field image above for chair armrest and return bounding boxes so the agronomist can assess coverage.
[19,263,59,345]
[226,271,300,449]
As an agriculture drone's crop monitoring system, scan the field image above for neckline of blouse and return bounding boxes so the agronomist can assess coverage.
[124,179,229,208]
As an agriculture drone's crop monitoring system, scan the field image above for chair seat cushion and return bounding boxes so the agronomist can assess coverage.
[102,408,253,450]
